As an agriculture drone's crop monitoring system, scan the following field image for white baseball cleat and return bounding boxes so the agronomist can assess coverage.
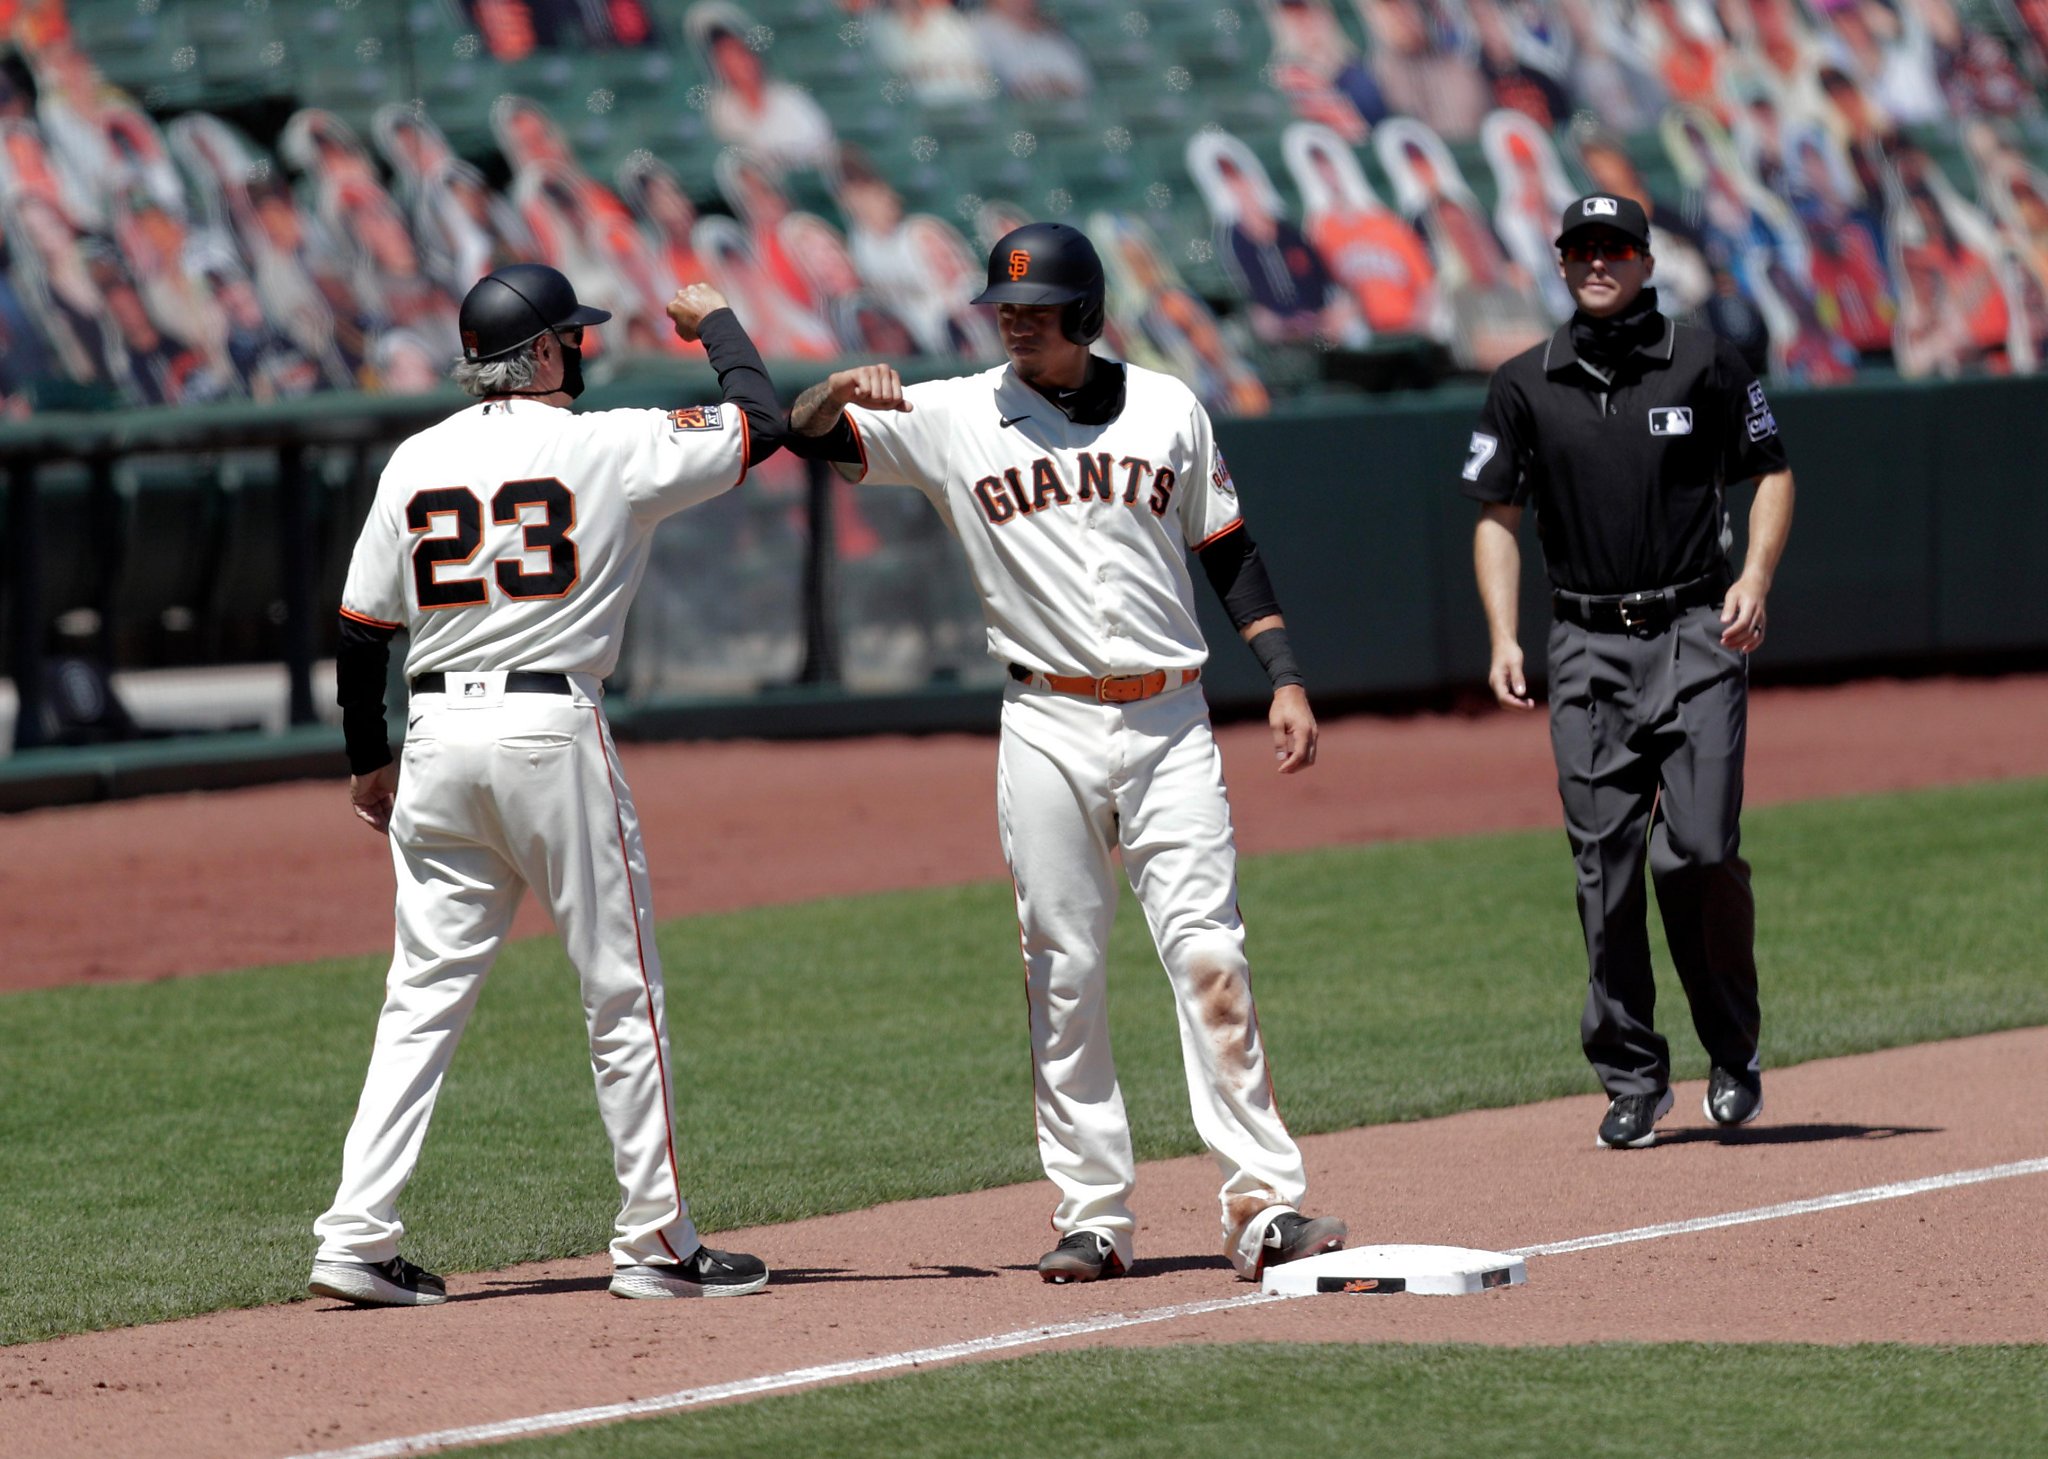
[610,1245,770,1299]
[308,1255,447,1307]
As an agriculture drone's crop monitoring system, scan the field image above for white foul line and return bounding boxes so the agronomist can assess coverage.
[1507,1156,2048,1258]
[280,1292,1287,1459]
[285,1154,2048,1459]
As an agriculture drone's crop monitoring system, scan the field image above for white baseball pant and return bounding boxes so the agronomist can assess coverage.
[996,677,1309,1277]
[314,671,700,1269]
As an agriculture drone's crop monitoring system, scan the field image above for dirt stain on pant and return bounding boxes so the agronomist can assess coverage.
[1194,958,1255,1070]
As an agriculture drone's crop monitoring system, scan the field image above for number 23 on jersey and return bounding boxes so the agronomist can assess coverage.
[407,479,580,609]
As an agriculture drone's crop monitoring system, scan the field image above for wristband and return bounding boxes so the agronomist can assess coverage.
[1248,626,1304,690]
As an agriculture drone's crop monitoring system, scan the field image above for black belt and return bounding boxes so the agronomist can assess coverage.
[410,671,572,695]
[1552,574,1726,635]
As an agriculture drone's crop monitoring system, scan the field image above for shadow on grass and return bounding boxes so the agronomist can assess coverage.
[1656,1122,1943,1147]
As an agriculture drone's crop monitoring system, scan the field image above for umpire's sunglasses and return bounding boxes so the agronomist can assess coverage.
[1561,238,1644,263]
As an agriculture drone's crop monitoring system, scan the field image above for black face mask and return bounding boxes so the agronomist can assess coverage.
[1570,286,1663,373]
[556,334,585,400]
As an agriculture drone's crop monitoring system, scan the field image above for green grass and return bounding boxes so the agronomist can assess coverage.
[479,1344,2048,1459]
[2,779,2045,1345]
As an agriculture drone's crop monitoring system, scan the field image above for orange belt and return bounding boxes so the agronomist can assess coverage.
[1008,664,1200,703]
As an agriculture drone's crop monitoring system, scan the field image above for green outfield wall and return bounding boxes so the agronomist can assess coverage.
[3,368,2045,805]
[1195,369,2048,705]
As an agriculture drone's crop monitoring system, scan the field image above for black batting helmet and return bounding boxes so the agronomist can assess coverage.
[971,221,1105,345]
[458,263,611,362]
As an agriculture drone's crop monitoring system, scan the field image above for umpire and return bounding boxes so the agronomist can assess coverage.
[1462,193,1795,1150]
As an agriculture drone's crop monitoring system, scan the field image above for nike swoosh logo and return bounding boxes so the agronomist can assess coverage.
[999,414,1031,428]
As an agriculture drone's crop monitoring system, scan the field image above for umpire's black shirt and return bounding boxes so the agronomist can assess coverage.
[1460,294,1790,595]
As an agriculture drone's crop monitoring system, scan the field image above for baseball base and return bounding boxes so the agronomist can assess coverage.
[1260,1244,1528,1296]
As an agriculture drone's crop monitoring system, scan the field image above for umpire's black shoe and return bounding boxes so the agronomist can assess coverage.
[610,1245,770,1299]
[1704,1067,1764,1127]
[1038,1230,1125,1284]
[308,1255,448,1307]
[1596,1087,1675,1149]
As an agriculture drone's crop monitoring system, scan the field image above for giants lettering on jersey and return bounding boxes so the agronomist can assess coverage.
[971,453,1177,526]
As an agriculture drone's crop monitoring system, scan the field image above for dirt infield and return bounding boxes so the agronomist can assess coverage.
[5,674,2048,993]
[5,1029,2044,1459]
[3,674,2046,1458]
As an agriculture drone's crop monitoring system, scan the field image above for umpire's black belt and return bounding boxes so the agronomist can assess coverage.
[1552,574,1726,635]
[410,671,572,695]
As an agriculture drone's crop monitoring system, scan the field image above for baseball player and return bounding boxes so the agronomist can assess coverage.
[782,222,1348,1283]
[310,265,780,1305]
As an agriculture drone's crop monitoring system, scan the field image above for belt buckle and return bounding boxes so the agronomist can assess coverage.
[1097,674,1148,704]
[1618,592,1660,630]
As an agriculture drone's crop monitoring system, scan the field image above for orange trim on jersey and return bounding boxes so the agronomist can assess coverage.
[1192,518,1245,551]
[735,407,751,489]
[339,605,401,630]
[596,705,689,1265]
[843,411,870,481]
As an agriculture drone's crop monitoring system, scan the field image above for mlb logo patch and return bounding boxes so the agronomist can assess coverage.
[1747,381,1768,412]
[1648,407,1694,436]
[461,677,487,699]
[669,405,724,431]
[1583,197,1619,217]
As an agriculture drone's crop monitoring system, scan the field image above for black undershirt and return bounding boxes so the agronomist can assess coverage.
[337,615,398,775]
[696,308,783,464]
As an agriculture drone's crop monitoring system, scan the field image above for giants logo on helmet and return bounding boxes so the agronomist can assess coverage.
[1008,249,1032,280]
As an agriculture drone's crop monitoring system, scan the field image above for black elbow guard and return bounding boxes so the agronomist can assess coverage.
[1197,525,1283,630]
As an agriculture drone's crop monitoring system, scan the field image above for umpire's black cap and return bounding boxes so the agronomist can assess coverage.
[972,221,1106,344]
[458,264,611,362]
[1555,193,1652,250]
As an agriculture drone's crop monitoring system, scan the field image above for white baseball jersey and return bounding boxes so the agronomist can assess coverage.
[837,362,1242,677]
[340,397,749,673]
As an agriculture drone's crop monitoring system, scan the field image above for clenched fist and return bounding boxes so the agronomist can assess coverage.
[827,364,913,413]
[667,284,731,343]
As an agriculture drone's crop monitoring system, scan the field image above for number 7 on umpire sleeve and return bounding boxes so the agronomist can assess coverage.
[1461,432,1499,483]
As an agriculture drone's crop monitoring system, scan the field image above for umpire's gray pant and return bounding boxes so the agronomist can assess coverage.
[1547,604,1760,1097]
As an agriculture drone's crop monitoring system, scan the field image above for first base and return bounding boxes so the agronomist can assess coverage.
[1260,1244,1527,1297]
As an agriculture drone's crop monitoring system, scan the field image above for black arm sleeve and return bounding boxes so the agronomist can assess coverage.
[779,411,863,463]
[696,308,783,465]
[1196,524,1284,630]
[336,614,397,775]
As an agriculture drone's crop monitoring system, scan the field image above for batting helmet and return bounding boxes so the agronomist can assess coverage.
[458,264,611,363]
[971,221,1105,345]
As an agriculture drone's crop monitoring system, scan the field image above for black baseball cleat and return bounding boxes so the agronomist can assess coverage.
[610,1245,770,1299]
[1254,1212,1349,1279]
[1704,1067,1764,1127]
[1037,1230,1124,1284]
[308,1255,448,1307]
[1597,1087,1675,1148]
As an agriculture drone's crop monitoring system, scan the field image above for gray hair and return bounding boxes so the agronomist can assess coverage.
[450,343,541,397]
